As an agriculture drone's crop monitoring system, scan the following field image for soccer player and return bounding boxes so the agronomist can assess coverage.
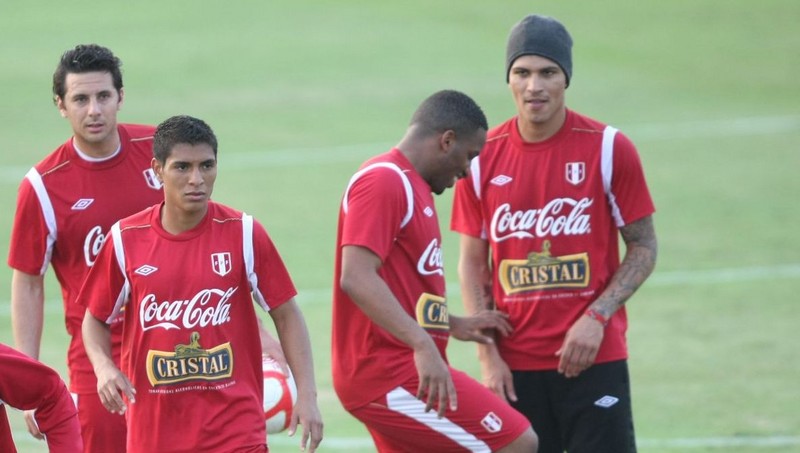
[7,44,163,452]
[451,15,658,453]
[0,343,83,453]
[80,115,323,452]
[332,90,538,452]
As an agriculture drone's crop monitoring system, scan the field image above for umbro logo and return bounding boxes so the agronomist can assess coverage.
[490,175,513,186]
[71,199,94,210]
[423,206,434,217]
[135,265,158,276]
[594,395,619,408]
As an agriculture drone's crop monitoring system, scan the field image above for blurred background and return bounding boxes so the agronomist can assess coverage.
[1,0,798,451]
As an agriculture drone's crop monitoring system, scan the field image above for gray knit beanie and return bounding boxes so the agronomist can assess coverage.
[506,15,573,85]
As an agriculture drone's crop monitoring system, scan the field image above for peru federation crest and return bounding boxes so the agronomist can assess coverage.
[211,252,232,277]
[565,162,585,186]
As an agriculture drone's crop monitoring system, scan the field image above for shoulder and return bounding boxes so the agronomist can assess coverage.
[119,123,156,140]
[486,118,516,143]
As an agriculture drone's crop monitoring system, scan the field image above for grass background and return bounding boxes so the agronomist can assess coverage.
[1,0,799,451]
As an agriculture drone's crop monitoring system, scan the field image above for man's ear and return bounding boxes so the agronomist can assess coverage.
[56,97,67,118]
[151,157,163,182]
[440,130,457,153]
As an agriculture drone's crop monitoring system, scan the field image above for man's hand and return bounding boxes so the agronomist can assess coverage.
[95,363,136,415]
[287,393,323,452]
[478,345,518,402]
[555,314,604,378]
[449,311,512,344]
[22,410,44,440]
[413,344,456,418]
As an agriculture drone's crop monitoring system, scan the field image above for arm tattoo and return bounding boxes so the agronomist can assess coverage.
[593,215,658,316]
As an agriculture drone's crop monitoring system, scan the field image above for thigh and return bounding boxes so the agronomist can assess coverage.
[349,368,530,453]
[559,360,637,453]
[511,370,564,453]
[75,392,127,453]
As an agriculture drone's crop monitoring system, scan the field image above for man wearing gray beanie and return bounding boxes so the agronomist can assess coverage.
[451,14,658,453]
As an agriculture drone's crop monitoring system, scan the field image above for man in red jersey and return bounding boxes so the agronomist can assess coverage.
[81,115,323,453]
[0,343,83,453]
[7,44,163,452]
[451,15,658,453]
[332,90,538,452]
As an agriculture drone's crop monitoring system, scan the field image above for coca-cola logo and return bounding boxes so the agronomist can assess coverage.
[139,287,236,332]
[417,238,444,276]
[490,198,593,242]
[83,225,106,266]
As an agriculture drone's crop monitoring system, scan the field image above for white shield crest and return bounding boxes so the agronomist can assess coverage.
[143,169,163,190]
[211,252,232,277]
[565,162,585,185]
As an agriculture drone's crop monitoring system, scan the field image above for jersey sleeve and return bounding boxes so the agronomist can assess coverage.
[0,344,82,452]
[250,220,297,311]
[341,166,408,261]
[609,132,656,225]
[76,224,128,323]
[7,176,53,275]
[450,172,485,238]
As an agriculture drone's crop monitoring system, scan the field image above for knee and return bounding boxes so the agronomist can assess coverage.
[500,426,538,453]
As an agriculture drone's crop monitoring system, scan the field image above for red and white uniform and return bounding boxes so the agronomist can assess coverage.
[7,124,163,393]
[79,201,296,453]
[333,150,530,452]
[332,149,448,410]
[451,110,655,370]
[0,343,83,453]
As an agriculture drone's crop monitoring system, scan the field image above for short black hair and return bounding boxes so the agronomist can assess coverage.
[52,44,123,103]
[153,115,218,163]
[409,90,488,138]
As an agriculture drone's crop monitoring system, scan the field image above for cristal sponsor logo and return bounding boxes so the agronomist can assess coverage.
[417,238,444,276]
[594,395,619,408]
[83,225,106,266]
[490,175,513,186]
[415,293,448,331]
[498,240,589,294]
[135,265,158,276]
[71,198,94,210]
[139,287,236,332]
[146,332,233,386]
[480,412,503,433]
[490,198,593,242]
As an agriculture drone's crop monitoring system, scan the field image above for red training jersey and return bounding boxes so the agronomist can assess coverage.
[79,202,296,452]
[7,124,163,393]
[451,110,655,370]
[332,149,449,410]
[0,343,83,453]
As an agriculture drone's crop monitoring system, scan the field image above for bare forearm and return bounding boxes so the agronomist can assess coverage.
[457,235,494,315]
[81,311,114,373]
[591,216,658,317]
[11,270,45,359]
[270,300,318,398]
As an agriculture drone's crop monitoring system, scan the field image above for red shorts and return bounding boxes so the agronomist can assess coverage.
[348,368,530,452]
[74,392,126,453]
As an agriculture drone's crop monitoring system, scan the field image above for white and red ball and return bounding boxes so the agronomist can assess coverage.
[262,356,297,434]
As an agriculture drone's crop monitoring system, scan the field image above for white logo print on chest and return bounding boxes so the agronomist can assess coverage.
[139,287,236,331]
[83,225,106,266]
[417,238,444,276]
[490,198,593,242]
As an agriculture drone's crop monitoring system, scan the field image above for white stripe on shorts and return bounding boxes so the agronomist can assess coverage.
[386,387,491,453]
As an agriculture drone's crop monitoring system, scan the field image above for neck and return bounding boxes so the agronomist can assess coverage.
[73,128,121,159]
[517,107,567,143]
[159,203,208,235]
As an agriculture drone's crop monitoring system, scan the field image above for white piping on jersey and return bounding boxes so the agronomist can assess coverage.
[24,168,57,275]
[108,221,131,324]
[469,156,481,201]
[243,213,269,311]
[342,162,414,228]
[601,126,625,227]
[386,387,491,452]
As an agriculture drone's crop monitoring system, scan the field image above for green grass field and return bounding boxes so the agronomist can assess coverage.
[1,0,799,451]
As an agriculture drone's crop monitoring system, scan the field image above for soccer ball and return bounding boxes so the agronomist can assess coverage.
[263,356,297,434]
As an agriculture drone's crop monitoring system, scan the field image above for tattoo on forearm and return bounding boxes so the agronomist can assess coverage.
[595,216,658,315]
